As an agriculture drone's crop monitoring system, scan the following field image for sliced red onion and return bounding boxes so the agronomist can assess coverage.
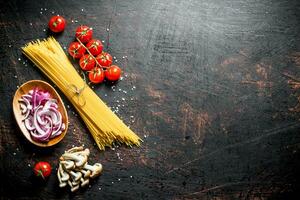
[19,101,27,114]
[19,88,65,142]
[24,116,35,131]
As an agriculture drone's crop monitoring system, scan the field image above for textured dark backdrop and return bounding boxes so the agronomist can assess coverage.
[1,0,300,199]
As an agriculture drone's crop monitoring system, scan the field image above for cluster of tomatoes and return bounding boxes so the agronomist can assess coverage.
[48,16,122,84]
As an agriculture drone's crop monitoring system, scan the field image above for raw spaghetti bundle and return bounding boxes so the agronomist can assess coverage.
[22,37,141,150]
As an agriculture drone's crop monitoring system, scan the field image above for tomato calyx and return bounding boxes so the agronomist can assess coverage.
[35,168,45,180]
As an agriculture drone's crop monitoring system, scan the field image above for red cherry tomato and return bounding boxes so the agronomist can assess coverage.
[33,161,52,179]
[105,65,122,81]
[75,25,93,43]
[96,52,113,67]
[79,54,95,71]
[86,39,103,56]
[48,16,66,33]
[89,67,105,83]
[68,42,86,59]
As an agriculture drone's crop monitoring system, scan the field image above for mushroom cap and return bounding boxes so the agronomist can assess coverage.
[59,182,67,188]
[90,163,103,178]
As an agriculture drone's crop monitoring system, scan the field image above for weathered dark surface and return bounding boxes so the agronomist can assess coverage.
[1,0,300,199]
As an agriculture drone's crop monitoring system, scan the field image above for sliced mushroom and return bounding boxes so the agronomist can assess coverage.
[62,153,87,167]
[58,164,70,182]
[57,168,67,188]
[73,148,90,156]
[80,177,89,187]
[71,184,80,192]
[68,180,80,192]
[60,160,75,170]
[70,171,82,182]
[66,146,84,153]
[79,169,91,179]
[72,180,80,186]
[83,163,103,178]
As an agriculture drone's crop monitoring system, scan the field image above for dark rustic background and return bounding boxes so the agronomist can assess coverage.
[1,0,300,199]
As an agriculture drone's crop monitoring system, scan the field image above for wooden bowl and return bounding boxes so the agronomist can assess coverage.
[13,80,68,147]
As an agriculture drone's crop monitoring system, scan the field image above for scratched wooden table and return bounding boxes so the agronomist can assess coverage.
[1,0,300,199]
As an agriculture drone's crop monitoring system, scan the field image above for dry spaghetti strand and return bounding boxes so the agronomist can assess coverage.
[22,37,141,150]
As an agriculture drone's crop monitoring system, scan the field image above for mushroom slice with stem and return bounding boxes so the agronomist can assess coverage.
[58,163,70,182]
[70,171,82,182]
[73,148,90,156]
[57,168,67,188]
[66,146,84,153]
[83,163,103,178]
[68,180,80,192]
[79,169,91,179]
[62,153,87,167]
[80,177,89,187]
[60,160,75,171]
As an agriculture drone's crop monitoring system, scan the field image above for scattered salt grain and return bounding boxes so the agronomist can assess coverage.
[18,58,21,61]
[106,28,110,31]
[81,9,84,12]
[14,75,18,78]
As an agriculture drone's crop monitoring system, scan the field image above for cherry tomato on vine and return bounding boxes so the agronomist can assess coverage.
[33,161,52,179]
[79,54,95,71]
[96,52,113,67]
[68,42,86,59]
[89,67,105,83]
[75,25,93,43]
[105,65,122,81]
[86,39,103,56]
[48,15,66,33]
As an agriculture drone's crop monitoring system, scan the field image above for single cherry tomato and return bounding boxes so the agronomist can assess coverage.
[96,52,113,67]
[33,161,52,179]
[48,15,66,33]
[86,39,103,56]
[89,67,105,83]
[75,25,93,43]
[105,65,122,81]
[79,54,95,71]
[68,42,86,59]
